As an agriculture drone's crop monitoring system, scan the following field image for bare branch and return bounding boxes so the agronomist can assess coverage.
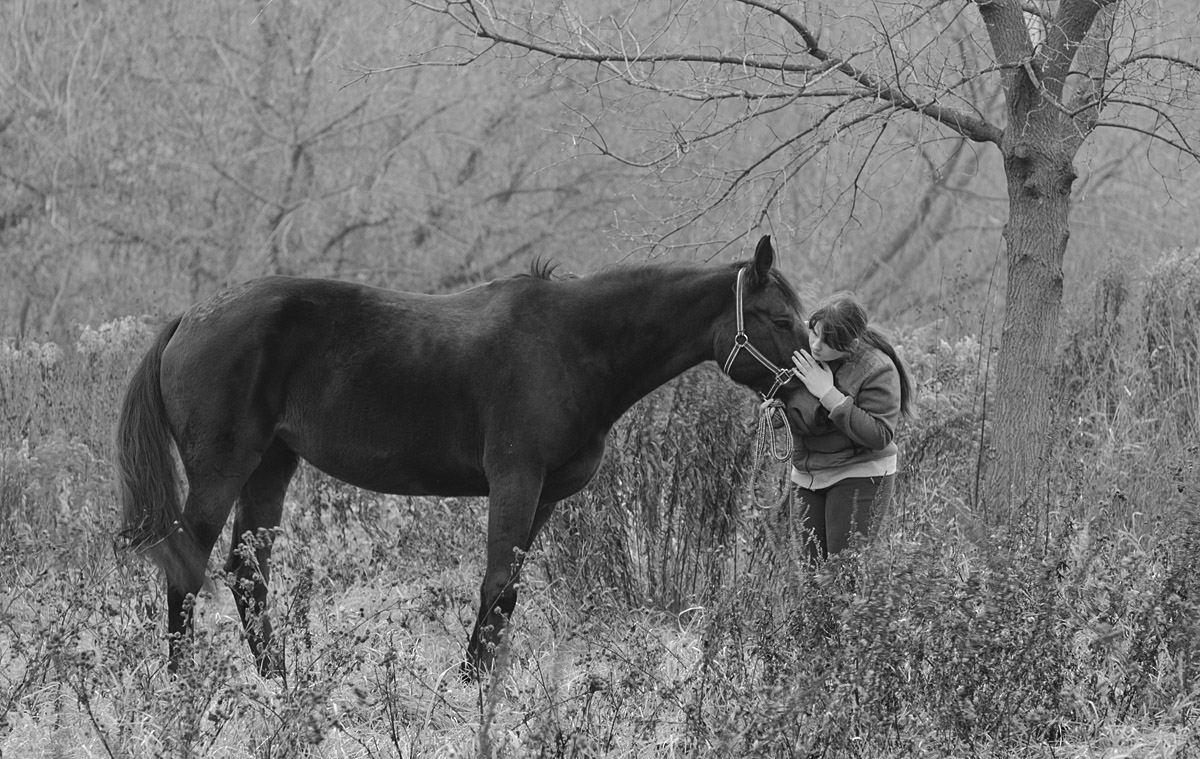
[724,100,897,235]
[432,0,1003,144]
[852,137,973,294]
[663,101,894,245]
[1094,97,1200,160]
[459,0,826,75]
[1040,0,1120,100]
[399,0,1200,270]
[738,0,1001,143]
[1065,2,1115,132]
[558,85,831,169]
[1112,52,1200,77]
[1093,119,1200,161]
[320,217,393,259]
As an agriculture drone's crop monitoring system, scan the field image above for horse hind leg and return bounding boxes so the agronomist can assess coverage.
[225,439,299,677]
[166,476,244,672]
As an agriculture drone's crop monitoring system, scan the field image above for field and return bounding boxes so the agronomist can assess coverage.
[2,254,1200,759]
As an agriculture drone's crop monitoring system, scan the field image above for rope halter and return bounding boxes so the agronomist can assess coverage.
[721,266,797,468]
[721,266,796,402]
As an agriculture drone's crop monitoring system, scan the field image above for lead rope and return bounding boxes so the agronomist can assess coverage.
[756,397,793,464]
[747,396,793,509]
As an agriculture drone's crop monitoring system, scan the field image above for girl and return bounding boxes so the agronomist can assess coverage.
[783,291,913,561]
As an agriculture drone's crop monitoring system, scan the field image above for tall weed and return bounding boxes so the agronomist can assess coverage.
[2,256,1200,756]
[542,366,758,613]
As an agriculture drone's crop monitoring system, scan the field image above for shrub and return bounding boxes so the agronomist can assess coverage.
[3,269,1200,757]
[541,365,759,613]
[892,327,988,516]
[1142,246,1200,437]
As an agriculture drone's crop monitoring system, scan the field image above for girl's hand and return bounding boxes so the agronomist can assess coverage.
[791,349,835,398]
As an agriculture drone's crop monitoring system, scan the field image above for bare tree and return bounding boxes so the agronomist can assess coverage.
[408,0,1200,522]
[0,0,630,336]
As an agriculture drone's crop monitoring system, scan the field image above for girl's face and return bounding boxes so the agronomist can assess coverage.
[808,320,849,362]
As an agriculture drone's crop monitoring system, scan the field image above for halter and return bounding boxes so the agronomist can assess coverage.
[721,266,796,401]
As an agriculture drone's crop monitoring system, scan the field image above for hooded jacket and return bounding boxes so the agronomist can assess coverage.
[783,342,903,488]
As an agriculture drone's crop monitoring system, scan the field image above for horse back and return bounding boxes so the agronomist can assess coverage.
[159,276,608,496]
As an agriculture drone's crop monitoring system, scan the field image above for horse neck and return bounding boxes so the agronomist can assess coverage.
[583,266,732,419]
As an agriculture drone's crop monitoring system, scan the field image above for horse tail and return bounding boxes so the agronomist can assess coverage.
[116,315,199,587]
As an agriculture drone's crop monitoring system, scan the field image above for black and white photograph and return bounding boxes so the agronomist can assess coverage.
[2,1,1199,756]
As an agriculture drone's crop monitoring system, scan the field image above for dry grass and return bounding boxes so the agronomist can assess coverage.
[3,252,1200,758]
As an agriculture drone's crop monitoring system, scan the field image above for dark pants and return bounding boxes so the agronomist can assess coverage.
[792,474,895,562]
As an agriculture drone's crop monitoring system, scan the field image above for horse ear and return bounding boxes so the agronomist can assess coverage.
[750,235,775,285]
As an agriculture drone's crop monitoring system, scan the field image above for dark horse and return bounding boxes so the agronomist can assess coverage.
[117,235,805,677]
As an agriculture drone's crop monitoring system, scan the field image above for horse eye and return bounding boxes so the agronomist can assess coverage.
[772,318,793,330]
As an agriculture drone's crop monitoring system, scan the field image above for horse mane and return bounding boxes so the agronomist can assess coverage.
[516,256,801,314]
[524,257,700,283]
[519,257,563,280]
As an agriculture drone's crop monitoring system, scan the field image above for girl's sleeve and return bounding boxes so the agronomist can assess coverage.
[826,363,901,450]
[782,385,822,433]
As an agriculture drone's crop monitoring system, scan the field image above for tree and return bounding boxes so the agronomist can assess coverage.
[411,0,1200,523]
[0,0,630,337]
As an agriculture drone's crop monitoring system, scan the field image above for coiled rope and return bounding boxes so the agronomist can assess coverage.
[746,397,793,504]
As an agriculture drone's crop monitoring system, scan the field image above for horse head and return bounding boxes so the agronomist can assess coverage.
[718,235,809,399]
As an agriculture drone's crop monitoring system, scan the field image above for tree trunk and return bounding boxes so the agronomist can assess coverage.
[971,0,1121,529]
[986,117,1078,524]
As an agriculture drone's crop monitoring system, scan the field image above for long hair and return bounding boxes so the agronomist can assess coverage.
[808,291,914,417]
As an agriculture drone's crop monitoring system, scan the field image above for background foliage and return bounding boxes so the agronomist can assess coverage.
[3,0,1200,341]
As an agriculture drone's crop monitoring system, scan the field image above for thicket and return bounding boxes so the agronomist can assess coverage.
[2,250,1199,757]
[538,246,1200,754]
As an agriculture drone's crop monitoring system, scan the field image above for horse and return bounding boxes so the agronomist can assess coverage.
[116,235,806,677]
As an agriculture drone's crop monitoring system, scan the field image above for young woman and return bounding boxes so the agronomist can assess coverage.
[783,291,914,561]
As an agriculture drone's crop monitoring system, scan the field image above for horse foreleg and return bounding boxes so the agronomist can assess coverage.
[466,469,544,678]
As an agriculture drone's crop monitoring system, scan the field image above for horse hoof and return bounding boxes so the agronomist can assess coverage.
[460,656,490,683]
[460,649,495,683]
